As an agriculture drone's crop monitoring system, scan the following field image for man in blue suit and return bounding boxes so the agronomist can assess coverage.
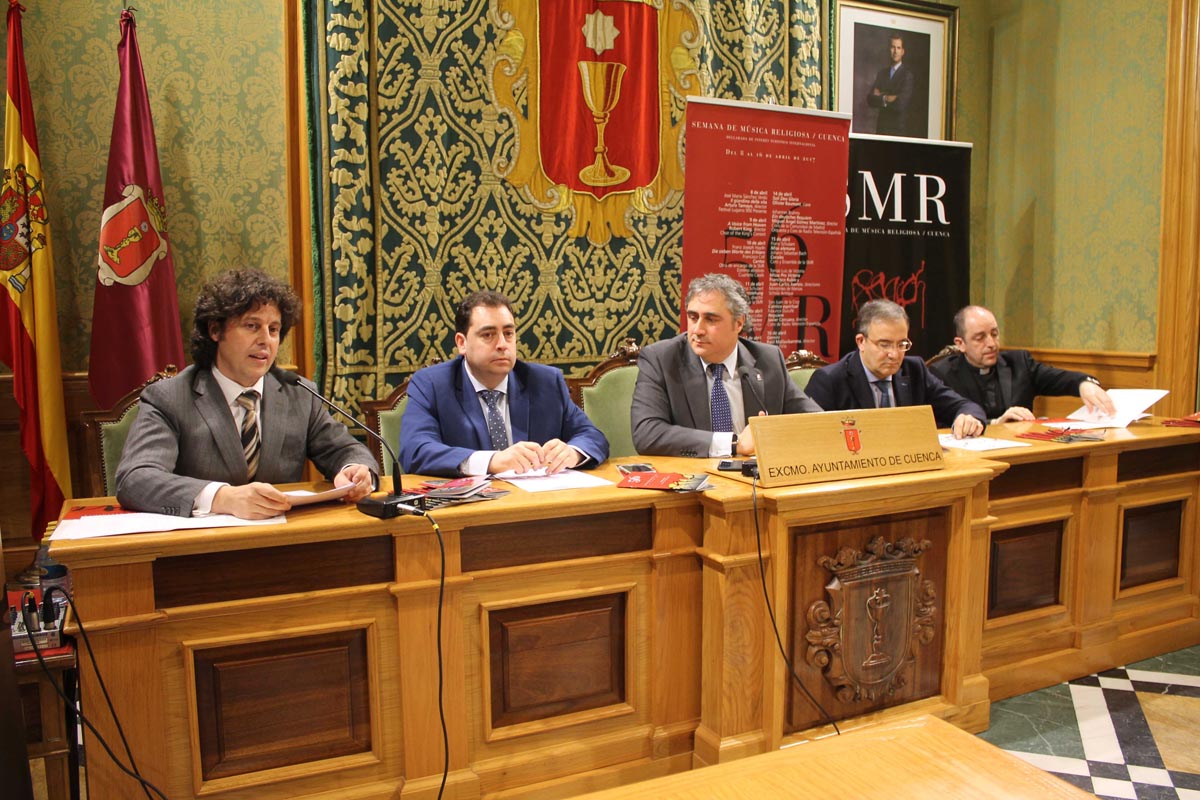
[806,299,986,439]
[399,290,609,477]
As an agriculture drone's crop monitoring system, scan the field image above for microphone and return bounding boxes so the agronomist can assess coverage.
[270,366,426,518]
[737,365,768,412]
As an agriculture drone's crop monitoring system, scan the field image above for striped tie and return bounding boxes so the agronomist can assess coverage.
[236,390,260,479]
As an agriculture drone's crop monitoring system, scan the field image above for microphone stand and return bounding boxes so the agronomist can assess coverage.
[272,367,426,518]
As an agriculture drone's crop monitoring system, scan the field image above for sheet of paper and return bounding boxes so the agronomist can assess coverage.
[284,484,353,506]
[494,468,614,492]
[938,434,1033,451]
[51,512,285,540]
[1051,388,1169,429]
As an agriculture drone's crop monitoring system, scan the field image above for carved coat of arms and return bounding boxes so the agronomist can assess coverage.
[805,536,936,703]
[491,0,700,244]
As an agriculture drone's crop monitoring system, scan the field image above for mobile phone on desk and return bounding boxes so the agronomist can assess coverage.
[616,463,655,475]
[717,459,750,471]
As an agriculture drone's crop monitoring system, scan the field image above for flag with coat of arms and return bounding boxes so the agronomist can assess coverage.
[89,6,184,409]
[1,0,72,538]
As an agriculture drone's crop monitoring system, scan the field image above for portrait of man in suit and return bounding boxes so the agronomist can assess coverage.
[115,268,378,519]
[399,290,609,477]
[631,273,822,457]
[850,24,933,138]
[866,32,916,136]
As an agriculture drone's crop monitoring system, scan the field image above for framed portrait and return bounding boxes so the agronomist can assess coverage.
[826,0,958,140]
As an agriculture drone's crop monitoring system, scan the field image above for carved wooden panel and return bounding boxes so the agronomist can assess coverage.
[988,522,1064,618]
[488,593,626,728]
[989,458,1083,500]
[193,628,370,780]
[788,509,948,732]
[154,536,394,608]
[462,510,651,572]
[1120,501,1184,589]
[1117,445,1200,483]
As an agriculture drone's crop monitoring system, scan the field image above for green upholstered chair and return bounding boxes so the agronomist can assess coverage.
[362,381,411,478]
[569,339,641,459]
[785,349,828,392]
[81,364,178,497]
[363,357,444,478]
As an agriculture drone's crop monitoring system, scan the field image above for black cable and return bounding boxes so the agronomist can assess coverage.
[22,587,169,799]
[750,475,842,736]
[427,514,449,800]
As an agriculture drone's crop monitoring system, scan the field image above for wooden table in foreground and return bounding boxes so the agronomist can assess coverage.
[575,715,1092,799]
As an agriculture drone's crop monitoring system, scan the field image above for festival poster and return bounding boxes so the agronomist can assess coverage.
[682,98,852,359]
[840,135,972,358]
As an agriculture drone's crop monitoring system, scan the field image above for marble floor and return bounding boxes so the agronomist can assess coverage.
[979,645,1200,800]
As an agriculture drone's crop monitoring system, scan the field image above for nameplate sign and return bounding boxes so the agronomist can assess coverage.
[748,407,944,488]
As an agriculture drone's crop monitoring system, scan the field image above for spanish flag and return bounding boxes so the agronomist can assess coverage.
[1,1,71,538]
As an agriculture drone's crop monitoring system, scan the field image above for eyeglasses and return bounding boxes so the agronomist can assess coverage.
[864,336,912,353]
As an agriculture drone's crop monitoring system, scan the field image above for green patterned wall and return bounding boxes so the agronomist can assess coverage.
[1,0,289,373]
[979,0,1166,352]
[1,0,1169,391]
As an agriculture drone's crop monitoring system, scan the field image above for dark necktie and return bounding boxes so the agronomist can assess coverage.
[236,390,260,479]
[709,363,733,433]
[480,390,509,450]
[873,380,892,408]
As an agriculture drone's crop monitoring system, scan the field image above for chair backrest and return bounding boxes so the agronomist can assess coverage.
[570,339,641,458]
[80,364,179,497]
[362,381,411,478]
[362,356,444,477]
[925,343,961,368]
[785,349,828,392]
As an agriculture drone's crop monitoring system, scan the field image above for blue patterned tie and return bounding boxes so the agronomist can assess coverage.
[709,363,733,433]
[873,380,892,408]
[480,390,509,450]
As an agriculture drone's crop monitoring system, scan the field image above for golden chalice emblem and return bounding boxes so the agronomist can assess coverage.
[577,60,630,187]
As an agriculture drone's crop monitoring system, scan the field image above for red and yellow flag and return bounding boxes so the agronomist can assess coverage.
[1,0,72,537]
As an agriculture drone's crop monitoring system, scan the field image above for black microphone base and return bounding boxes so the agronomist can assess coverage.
[356,493,427,518]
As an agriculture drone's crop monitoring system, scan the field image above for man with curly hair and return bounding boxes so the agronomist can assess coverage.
[115,268,377,518]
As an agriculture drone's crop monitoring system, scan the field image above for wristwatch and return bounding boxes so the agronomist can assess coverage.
[730,432,739,456]
[1083,376,1102,387]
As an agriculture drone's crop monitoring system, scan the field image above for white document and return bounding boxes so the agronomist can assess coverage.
[284,484,353,506]
[1046,388,1169,430]
[51,512,285,541]
[938,434,1033,451]
[493,467,614,492]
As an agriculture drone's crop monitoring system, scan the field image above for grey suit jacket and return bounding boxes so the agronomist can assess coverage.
[631,334,823,457]
[115,365,377,516]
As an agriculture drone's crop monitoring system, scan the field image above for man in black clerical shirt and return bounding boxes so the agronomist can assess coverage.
[929,305,1116,423]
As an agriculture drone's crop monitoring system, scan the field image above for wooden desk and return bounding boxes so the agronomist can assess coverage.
[575,715,1093,799]
[946,419,1200,699]
[50,461,726,799]
[695,456,996,765]
[49,434,1181,799]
